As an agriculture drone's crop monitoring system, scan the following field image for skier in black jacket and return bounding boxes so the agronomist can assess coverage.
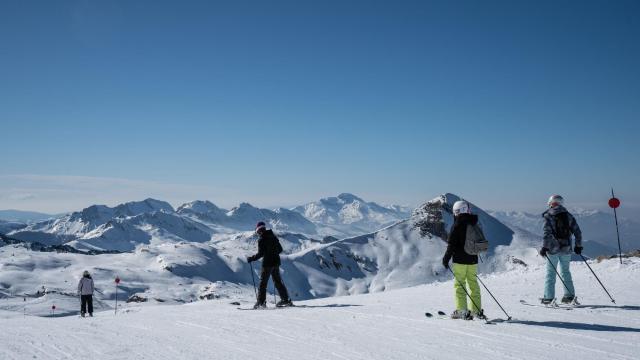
[442,200,482,320]
[247,222,293,309]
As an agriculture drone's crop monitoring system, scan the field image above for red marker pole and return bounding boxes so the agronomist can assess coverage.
[609,188,622,264]
[51,305,56,317]
[115,277,121,315]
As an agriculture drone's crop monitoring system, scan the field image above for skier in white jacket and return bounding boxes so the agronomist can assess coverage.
[77,270,95,317]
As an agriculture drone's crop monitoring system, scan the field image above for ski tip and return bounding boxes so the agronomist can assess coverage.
[425,312,433,318]
[437,311,446,316]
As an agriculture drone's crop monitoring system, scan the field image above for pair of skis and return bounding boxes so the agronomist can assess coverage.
[237,303,296,311]
[519,298,579,310]
[424,310,503,324]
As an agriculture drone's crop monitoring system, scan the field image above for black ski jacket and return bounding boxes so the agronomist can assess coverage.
[443,213,479,265]
[248,230,283,267]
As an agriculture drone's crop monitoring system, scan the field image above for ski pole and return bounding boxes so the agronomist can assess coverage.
[249,262,258,301]
[475,275,512,320]
[544,254,572,295]
[447,267,486,320]
[579,254,616,303]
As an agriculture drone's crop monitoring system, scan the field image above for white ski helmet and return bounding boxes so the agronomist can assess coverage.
[452,200,471,216]
[547,195,564,207]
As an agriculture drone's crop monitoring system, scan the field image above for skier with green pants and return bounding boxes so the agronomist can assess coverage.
[442,200,482,320]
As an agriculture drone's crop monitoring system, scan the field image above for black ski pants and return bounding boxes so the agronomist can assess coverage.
[81,295,93,315]
[258,266,289,303]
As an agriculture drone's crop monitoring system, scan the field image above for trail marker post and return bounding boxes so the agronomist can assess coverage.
[115,276,121,315]
[609,189,622,264]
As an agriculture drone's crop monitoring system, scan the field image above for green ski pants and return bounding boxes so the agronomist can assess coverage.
[452,263,482,312]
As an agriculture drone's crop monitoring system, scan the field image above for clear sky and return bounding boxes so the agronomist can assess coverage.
[1,0,639,214]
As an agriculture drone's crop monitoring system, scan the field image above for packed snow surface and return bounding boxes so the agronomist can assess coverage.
[1,257,638,360]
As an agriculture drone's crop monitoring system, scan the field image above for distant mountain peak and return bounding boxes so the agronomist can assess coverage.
[177,200,226,214]
[292,193,411,236]
[116,198,175,214]
[336,193,364,203]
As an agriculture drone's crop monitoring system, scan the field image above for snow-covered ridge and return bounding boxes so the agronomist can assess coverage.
[7,194,411,249]
[177,201,317,234]
[10,198,175,243]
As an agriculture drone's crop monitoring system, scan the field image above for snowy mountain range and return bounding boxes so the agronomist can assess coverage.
[5,193,409,250]
[0,193,517,307]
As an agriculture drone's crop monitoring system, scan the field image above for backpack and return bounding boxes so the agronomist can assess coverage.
[464,223,489,255]
[552,212,572,245]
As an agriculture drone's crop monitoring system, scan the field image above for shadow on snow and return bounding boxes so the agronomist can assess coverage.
[576,304,640,311]
[511,320,640,332]
[293,304,363,309]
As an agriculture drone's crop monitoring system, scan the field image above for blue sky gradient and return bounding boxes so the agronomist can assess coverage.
[1,0,639,213]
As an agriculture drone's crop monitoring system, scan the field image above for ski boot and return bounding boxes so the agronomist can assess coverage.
[276,298,293,307]
[253,301,266,310]
[540,298,554,305]
[472,310,487,320]
[561,296,579,305]
[451,310,473,320]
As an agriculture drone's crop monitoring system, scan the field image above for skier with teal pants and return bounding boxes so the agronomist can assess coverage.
[540,195,583,305]
[442,200,482,320]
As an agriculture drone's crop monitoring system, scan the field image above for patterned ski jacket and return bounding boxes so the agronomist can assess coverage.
[542,205,582,255]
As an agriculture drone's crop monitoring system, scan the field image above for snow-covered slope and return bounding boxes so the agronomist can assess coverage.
[67,211,214,252]
[0,220,26,234]
[292,193,411,236]
[1,255,638,360]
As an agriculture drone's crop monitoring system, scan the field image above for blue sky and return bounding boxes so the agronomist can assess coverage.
[1,0,639,214]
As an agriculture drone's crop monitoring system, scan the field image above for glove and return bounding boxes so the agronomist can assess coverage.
[574,246,583,255]
[539,247,549,257]
[442,257,450,269]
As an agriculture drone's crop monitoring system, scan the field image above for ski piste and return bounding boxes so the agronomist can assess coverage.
[519,299,578,310]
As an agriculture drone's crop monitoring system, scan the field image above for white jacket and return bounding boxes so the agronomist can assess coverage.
[78,277,94,296]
